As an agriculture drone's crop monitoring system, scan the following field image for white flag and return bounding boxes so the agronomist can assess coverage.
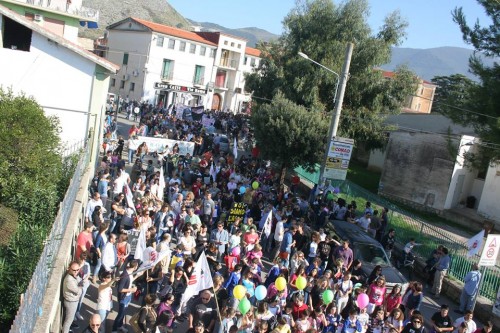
[263,210,273,237]
[233,137,238,159]
[180,251,214,304]
[134,227,147,263]
[467,229,485,258]
[210,161,217,182]
[158,164,165,202]
[124,184,136,213]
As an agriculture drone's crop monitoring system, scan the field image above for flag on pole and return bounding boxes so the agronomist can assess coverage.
[180,251,214,304]
[467,229,485,258]
[233,137,238,160]
[134,227,147,263]
[124,184,136,213]
[158,164,165,202]
[210,161,217,182]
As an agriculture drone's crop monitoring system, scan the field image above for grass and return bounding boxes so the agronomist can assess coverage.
[0,205,18,247]
[346,160,380,193]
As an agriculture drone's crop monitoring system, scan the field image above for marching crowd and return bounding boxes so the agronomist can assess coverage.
[62,109,493,333]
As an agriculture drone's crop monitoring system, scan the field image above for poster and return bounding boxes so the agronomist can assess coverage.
[227,202,248,224]
[129,136,194,156]
[126,229,141,256]
[324,136,354,181]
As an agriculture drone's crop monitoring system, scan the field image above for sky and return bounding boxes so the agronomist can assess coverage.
[167,0,492,49]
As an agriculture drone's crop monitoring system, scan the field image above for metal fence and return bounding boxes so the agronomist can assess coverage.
[295,165,499,301]
[9,141,90,333]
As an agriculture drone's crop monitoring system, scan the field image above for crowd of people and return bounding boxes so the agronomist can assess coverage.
[62,108,492,333]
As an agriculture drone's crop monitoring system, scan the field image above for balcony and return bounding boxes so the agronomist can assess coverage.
[161,71,174,82]
[193,77,204,86]
[7,0,99,22]
[219,58,239,70]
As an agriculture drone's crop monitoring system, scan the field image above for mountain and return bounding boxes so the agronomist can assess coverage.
[80,0,191,39]
[382,47,497,81]
[187,20,278,47]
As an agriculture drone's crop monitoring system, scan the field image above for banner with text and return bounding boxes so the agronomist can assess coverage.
[227,202,248,224]
[324,137,354,181]
[129,136,194,156]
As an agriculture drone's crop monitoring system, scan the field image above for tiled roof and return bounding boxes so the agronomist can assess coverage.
[132,17,217,46]
[245,47,261,57]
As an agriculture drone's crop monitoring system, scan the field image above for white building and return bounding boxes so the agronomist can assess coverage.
[0,5,118,160]
[105,17,261,112]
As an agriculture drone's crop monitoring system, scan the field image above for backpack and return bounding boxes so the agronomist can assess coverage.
[266,315,278,330]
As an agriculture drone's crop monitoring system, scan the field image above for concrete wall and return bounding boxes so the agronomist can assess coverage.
[379,132,458,211]
[478,164,500,221]
[367,148,386,172]
[0,27,97,147]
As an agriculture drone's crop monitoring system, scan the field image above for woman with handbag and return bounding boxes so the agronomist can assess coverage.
[130,293,158,333]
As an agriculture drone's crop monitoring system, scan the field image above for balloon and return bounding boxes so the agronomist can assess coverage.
[295,276,307,291]
[238,297,251,315]
[357,293,369,309]
[233,285,247,300]
[240,186,246,194]
[252,181,259,190]
[326,193,334,201]
[333,187,340,194]
[322,290,334,304]
[275,277,287,291]
[255,285,267,301]
[231,247,241,257]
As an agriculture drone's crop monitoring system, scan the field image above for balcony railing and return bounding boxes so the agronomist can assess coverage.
[219,58,238,69]
[12,0,99,21]
[193,77,204,86]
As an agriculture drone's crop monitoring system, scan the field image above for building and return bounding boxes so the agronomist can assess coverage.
[382,70,437,114]
[104,17,261,112]
[0,5,118,161]
[0,0,99,43]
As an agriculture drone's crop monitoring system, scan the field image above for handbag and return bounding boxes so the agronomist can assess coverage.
[129,310,141,333]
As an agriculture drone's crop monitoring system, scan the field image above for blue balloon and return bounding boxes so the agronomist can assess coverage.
[240,186,246,194]
[255,285,267,301]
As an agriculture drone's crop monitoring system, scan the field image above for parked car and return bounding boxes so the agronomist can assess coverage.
[217,134,230,154]
[326,219,408,292]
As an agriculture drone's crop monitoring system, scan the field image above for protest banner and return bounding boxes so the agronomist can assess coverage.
[126,229,141,256]
[201,114,215,127]
[227,202,248,224]
[129,136,194,156]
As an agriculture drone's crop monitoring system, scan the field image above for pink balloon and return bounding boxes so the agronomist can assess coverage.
[231,247,241,257]
[357,293,369,309]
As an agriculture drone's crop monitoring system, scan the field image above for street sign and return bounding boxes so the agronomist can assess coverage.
[479,234,500,266]
[324,137,354,180]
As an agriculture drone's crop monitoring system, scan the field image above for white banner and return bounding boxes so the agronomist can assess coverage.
[467,230,484,258]
[201,115,215,127]
[180,251,214,304]
[129,136,194,156]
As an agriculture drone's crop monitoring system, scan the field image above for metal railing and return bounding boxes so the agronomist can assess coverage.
[294,166,500,301]
[9,141,90,333]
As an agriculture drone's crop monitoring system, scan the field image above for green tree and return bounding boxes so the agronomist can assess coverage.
[246,0,418,149]
[251,93,328,183]
[0,88,67,327]
[431,74,478,123]
[451,1,500,163]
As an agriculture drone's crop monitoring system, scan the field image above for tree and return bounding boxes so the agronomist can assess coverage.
[251,93,328,183]
[451,1,500,163]
[246,0,418,149]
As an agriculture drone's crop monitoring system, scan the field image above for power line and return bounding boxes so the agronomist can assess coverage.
[409,94,498,119]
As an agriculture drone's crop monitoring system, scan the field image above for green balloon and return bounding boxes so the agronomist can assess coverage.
[238,297,251,315]
[322,290,334,304]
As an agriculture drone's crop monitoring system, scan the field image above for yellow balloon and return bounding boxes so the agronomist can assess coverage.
[275,277,287,291]
[233,285,247,300]
[295,276,307,290]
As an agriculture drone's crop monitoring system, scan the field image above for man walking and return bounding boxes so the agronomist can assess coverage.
[432,247,450,297]
[210,222,229,262]
[112,260,139,332]
[457,263,481,314]
[62,262,83,333]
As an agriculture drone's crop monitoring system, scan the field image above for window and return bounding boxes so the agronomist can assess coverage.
[250,58,256,66]
[120,80,125,89]
[180,41,186,52]
[210,49,216,58]
[231,42,235,47]
[130,82,135,91]
[168,39,175,49]
[215,70,227,88]
[110,78,116,87]
[161,59,174,80]
[156,36,164,47]
[189,44,196,54]
[244,56,248,65]
[2,16,32,51]
[224,40,228,45]
[123,53,129,65]
[200,46,206,56]
[237,44,241,49]
[193,65,205,85]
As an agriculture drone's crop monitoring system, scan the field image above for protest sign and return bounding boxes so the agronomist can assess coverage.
[227,202,248,224]
[129,136,194,156]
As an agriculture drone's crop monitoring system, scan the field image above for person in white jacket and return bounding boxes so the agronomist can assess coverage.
[101,233,118,273]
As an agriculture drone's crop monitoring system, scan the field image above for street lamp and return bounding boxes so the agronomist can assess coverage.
[298,51,340,106]
[298,43,354,185]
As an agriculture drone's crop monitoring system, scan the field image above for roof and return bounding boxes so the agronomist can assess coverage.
[130,17,217,46]
[245,47,261,57]
[0,5,119,73]
[380,69,435,85]
[385,113,477,136]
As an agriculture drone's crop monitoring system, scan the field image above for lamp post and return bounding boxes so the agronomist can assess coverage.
[298,42,354,185]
